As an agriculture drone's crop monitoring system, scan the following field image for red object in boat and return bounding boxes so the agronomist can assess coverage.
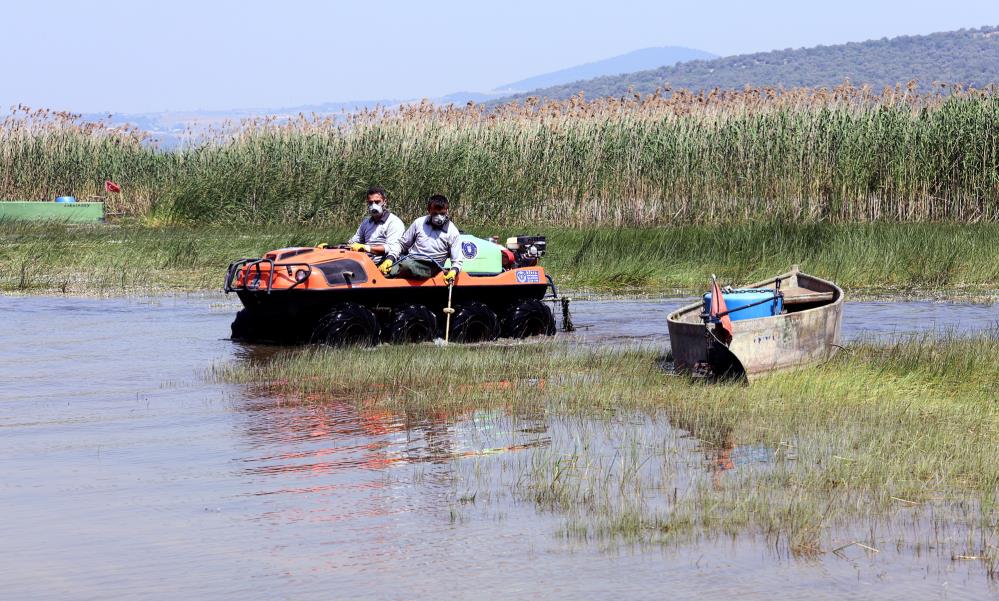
[709,277,733,340]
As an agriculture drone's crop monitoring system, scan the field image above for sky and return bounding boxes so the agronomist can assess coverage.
[2,0,998,114]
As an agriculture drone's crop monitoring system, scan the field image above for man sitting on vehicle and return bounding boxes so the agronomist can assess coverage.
[345,186,404,265]
[381,194,461,283]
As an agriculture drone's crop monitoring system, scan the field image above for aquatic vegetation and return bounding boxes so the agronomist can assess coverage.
[2,83,997,225]
[5,221,999,294]
[0,221,352,294]
[214,333,999,562]
[540,221,999,292]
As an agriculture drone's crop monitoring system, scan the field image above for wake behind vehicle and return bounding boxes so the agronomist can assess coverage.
[224,234,564,345]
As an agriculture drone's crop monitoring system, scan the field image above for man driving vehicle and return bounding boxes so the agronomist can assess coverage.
[344,186,404,265]
[380,194,461,283]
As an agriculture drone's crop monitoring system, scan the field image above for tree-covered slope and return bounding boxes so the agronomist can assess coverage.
[498,26,999,101]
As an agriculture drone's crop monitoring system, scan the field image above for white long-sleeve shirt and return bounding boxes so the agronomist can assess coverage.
[395,216,463,271]
[348,212,405,261]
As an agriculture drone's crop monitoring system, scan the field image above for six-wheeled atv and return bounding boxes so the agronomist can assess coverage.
[224,234,565,345]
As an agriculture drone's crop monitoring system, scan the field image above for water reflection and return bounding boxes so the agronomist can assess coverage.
[662,411,772,488]
[233,390,551,497]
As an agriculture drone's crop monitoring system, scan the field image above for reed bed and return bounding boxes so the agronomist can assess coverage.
[0,106,165,217]
[3,83,997,225]
[214,333,999,562]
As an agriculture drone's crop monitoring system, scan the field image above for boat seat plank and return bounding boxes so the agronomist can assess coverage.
[782,290,835,304]
[751,285,835,304]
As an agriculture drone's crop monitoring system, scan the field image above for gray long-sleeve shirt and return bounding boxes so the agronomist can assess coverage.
[396,216,463,271]
[348,212,405,261]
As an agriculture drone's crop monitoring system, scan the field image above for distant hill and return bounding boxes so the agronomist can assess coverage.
[497,26,999,102]
[83,99,391,148]
[495,46,716,92]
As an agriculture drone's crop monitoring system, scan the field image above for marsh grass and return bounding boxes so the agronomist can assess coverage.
[214,333,999,560]
[0,220,351,294]
[5,220,999,294]
[540,222,999,292]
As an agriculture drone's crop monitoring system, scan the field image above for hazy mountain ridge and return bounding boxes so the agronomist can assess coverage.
[495,46,716,92]
[78,45,715,146]
[81,99,391,146]
[495,26,999,102]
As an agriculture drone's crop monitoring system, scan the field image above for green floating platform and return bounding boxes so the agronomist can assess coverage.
[0,201,104,223]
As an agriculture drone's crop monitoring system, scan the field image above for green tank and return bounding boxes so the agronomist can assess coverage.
[445,235,504,275]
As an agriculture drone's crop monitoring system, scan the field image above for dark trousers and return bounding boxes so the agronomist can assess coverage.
[389,257,441,279]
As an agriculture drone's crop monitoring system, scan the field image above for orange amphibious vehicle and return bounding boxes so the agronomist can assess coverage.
[224,235,565,345]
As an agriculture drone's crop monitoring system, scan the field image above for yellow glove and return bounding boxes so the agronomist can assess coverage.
[316,243,329,249]
[349,242,371,252]
[379,258,394,275]
[443,268,457,284]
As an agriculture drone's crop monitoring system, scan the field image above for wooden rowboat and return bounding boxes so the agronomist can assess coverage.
[666,266,844,381]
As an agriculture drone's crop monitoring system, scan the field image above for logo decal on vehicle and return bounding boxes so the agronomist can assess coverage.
[461,241,478,259]
[516,270,541,283]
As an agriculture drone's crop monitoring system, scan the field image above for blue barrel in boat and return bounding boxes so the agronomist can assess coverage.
[54,196,77,203]
[703,288,783,322]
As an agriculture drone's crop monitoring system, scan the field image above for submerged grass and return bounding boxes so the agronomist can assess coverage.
[214,333,999,560]
[5,220,999,295]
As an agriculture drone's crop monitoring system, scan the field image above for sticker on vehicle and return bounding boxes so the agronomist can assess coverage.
[516,269,541,283]
[461,241,478,259]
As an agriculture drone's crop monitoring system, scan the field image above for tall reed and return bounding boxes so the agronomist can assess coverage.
[2,83,997,225]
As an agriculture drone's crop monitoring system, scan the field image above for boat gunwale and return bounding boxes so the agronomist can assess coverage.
[666,268,844,326]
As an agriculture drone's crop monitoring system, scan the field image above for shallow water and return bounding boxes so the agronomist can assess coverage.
[2,294,998,600]
[571,297,999,347]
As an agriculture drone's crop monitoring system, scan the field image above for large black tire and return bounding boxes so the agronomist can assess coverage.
[313,303,379,347]
[231,308,276,343]
[447,301,500,343]
[382,304,438,344]
[501,299,556,339]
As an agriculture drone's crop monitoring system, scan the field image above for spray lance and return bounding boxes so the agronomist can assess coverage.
[443,279,455,344]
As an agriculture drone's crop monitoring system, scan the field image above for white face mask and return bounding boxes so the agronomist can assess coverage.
[430,213,449,229]
[368,202,384,216]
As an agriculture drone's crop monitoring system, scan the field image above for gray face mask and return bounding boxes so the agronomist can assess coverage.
[430,213,449,229]
[368,202,385,217]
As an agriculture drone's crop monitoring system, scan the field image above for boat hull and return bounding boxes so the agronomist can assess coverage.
[667,269,844,381]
